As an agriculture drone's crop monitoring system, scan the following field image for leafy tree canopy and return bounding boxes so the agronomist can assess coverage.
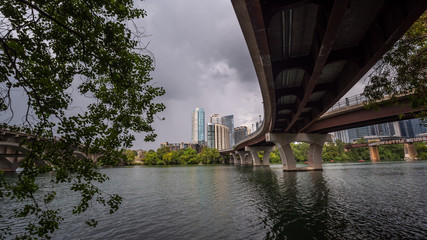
[363,12,426,123]
[0,0,164,238]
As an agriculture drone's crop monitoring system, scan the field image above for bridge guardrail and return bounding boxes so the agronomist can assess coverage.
[326,94,367,113]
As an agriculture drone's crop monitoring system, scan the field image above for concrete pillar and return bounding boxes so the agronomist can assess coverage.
[262,147,275,165]
[230,153,239,164]
[369,146,380,162]
[236,151,251,165]
[249,150,261,165]
[404,142,418,161]
[308,143,323,169]
[245,146,275,166]
[266,133,331,171]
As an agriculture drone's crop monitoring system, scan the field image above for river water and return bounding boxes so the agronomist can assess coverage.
[1,161,426,239]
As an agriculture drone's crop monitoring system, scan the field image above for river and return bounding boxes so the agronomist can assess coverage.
[1,161,426,239]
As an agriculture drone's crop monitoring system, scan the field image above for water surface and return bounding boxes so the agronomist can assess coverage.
[2,161,426,239]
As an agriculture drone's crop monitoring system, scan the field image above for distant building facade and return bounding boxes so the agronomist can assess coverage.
[207,123,215,149]
[214,124,230,150]
[332,119,427,143]
[209,114,222,124]
[161,142,204,153]
[234,126,248,144]
[192,108,205,145]
[207,123,230,150]
[221,115,234,147]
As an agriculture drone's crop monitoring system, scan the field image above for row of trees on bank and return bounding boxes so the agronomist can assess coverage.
[128,140,427,166]
[264,140,427,163]
[133,147,222,165]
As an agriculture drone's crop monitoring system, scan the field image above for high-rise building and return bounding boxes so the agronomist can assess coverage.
[207,123,215,149]
[234,126,248,144]
[209,114,222,124]
[207,123,230,150]
[192,108,205,145]
[221,115,234,146]
[214,124,230,150]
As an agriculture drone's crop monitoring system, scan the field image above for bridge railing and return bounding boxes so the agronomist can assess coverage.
[326,94,367,113]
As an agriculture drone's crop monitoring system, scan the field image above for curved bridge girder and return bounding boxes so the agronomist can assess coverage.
[231,0,426,151]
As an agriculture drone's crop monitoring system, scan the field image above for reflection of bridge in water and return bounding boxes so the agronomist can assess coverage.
[222,0,427,170]
[0,129,103,172]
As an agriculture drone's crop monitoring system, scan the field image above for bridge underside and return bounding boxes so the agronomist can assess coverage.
[232,0,426,151]
[306,98,426,133]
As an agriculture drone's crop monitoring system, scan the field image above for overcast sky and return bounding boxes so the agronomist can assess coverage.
[130,0,261,150]
[131,0,365,150]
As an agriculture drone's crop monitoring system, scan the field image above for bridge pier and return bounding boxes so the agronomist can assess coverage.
[266,133,331,171]
[236,151,251,165]
[369,146,380,162]
[245,146,275,166]
[230,153,239,164]
[404,142,418,161]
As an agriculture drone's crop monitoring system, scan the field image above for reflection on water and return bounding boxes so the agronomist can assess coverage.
[1,162,426,239]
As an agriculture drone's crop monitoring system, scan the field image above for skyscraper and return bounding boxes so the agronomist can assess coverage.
[192,108,205,145]
[221,115,234,146]
[214,124,230,150]
[209,114,222,124]
[234,126,248,144]
[207,123,215,149]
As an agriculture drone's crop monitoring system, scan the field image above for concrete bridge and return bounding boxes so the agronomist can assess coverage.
[0,129,103,172]
[344,136,427,162]
[222,0,426,171]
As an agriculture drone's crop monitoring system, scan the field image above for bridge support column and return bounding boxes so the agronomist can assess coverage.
[308,143,323,170]
[262,147,274,165]
[245,147,260,165]
[230,153,239,164]
[369,146,380,162]
[404,142,418,161]
[245,146,275,166]
[266,133,331,171]
[236,151,251,165]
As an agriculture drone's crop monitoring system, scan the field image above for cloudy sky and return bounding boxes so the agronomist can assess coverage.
[131,0,365,150]
[131,0,262,150]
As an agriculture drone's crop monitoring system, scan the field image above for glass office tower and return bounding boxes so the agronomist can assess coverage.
[221,115,234,147]
[192,108,205,145]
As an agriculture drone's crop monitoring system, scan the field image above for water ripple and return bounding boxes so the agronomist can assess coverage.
[2,162,426,239]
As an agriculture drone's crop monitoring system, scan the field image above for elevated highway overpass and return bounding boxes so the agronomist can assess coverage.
[224,0,426,170]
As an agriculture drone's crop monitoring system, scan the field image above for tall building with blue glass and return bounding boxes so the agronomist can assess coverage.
[221,115,234,147]
[192,108,205,145]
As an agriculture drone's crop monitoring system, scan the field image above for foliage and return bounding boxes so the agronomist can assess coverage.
[198,148,220,164]
[269,150,281,163]
[0,0,165,239]
[141,147,223,165]
[415,142,427,160]
[363,13,426,123]
[124,149,137,165]
[322,140,351,162]
[291,142,310,162]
